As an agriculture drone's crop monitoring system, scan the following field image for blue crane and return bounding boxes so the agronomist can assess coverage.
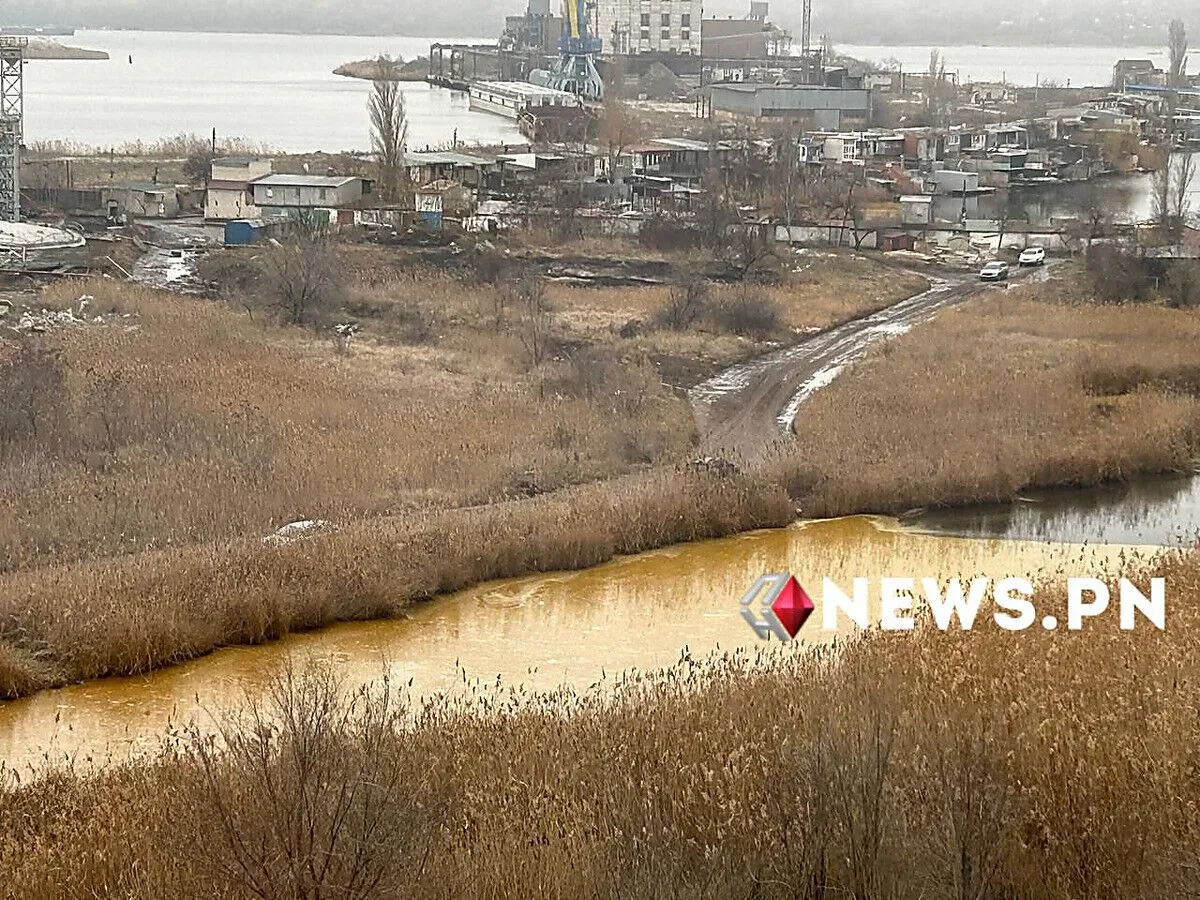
[542,0,604,102]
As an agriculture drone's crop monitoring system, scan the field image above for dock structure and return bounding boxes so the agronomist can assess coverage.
[0,36,25,223]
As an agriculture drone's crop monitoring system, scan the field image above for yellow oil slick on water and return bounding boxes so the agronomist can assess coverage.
[0,517,1162,773]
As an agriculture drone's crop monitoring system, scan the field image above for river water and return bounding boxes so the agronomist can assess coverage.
[23,31,524,152]
[0,516,1163,774]
[22,32,1176,151]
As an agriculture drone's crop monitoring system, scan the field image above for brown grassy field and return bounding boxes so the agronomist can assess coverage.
[0,280,694,573]
[768,272,1200,517]
[0,548,1194,899]
[0,252,918,698]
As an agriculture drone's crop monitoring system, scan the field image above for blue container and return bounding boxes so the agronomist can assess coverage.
[224,219,261,246]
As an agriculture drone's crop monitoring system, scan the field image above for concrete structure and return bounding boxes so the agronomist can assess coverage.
[621,138,712,183]
[470,81,581,118]
[709,84,871,129]
[701,18,780,59]
[205,156,273,222]
[899,195,933,226]
[597,0,702,55]
[927,169,981,195]
[1113,59,1164,91]
[101,182,181,219]
[406,151,494,188]
[0,220,86,271]
[250,174,367,215]
[820,132,905,164]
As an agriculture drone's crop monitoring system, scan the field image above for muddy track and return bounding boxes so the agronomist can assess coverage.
[690,269,1017,465]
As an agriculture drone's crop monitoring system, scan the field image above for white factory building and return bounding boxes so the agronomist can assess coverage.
[596,0,702,55]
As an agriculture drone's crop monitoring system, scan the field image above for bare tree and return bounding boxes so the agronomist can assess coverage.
[369,56,409,204]
[926,50,951,127]
[656,274,711,331]
[265,233,344,327]
[599,59,638,191]
[1073,182,1112,251]
[510,274,555,368]
[1169,19,1189,89]
[1172,150,1196,235]
[771,123,809,232]
[1152,162,1173,234]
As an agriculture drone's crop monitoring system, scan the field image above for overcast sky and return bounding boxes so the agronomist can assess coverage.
[10,0,1197,45]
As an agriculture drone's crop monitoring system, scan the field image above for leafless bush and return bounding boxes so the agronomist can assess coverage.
[1086,245,1148,302]
[710,287,782,339]
[1165,262,1200,309]
[509,274,556,367]
[0,341,64,447]
[265,236,345,327]
[184,665,445,900]
[655,275,712,331]
[638,215,704,252]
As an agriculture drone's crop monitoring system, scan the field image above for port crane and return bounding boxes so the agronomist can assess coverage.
[542,0,604,102]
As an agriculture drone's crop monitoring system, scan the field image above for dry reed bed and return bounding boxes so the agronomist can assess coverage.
[0,551,1194,899]
[0,467,793,698]
[0,256,926,699]
[769,287,1200,517]
[0,280,694,574]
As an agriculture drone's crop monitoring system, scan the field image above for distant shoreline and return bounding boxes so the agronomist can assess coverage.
[25,38,108,60]
[29,29,1170,52]
[334,57,430,82]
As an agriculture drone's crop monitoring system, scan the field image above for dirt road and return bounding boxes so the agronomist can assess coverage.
[690,269,1009,464]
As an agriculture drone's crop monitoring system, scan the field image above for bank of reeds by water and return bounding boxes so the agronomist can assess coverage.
[767,285,1200,518]
[0,278,797,699]
[0,549,1194,899]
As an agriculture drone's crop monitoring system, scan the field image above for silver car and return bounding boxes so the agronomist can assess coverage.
[979,261,1010,282]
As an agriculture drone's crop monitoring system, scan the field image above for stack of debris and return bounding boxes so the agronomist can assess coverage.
[3,295,136,335]
[635,63,689,102]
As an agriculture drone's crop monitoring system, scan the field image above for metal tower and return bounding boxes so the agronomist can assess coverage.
[801,0,812,55]
[0,37,26,223]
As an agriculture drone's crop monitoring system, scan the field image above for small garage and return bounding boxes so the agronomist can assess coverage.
[879,231,916,252]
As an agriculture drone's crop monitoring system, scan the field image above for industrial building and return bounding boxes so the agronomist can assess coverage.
[101,182,182,219]
[701,17,790,60]
[709,83,872,129]
[596,0,702,55]
[204,156,273,222]
[250,174,369,218]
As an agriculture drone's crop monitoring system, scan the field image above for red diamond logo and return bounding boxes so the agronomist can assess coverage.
[771,576,815,638]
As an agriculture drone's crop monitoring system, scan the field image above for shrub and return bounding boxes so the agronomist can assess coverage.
[654,276,712,331]
[639,215,704,252]
[1086,245,1148,303]
[709,288,782,339]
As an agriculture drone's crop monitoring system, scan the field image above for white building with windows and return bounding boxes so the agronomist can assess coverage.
[596,0,702,55]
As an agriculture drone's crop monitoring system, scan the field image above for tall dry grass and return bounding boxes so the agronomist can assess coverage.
[0,467,791,697]
[1,550,1196,899]
[0,254,927,698]
[767,289,1200,517]
[0,275,810,698]
[0,280,694,574]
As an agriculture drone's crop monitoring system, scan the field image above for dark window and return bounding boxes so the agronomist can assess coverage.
[681,13,691,27]
[640,13,650,26]
[661,13,671,26]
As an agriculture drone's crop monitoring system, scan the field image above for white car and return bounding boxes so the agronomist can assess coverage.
[1018,247,1046,267]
